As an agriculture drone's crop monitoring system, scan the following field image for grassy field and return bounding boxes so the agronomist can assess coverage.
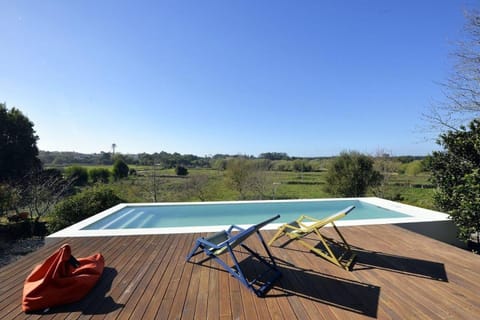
[102,167,436,209]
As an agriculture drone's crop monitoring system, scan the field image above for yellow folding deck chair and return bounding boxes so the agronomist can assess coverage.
[268,205,356,271]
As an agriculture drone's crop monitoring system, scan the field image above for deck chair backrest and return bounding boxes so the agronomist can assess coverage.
[206,215,280,256]
[305,205,355,231]
[226,214,280,249]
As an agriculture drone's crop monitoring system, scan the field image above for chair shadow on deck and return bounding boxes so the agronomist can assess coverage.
[37,267,124,315]
[350,246,448,282]
[274,235,448,282]
[238,256,380,318]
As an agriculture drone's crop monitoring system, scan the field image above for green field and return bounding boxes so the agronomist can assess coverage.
[101,167,435,209]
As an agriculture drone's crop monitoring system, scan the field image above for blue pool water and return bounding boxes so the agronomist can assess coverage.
[82,200,410,230]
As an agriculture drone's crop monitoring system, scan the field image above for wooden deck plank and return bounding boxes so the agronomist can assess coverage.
[1,224,480,319]
[154,233,195,319]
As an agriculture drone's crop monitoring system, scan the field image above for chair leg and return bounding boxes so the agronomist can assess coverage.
[295,228,356,271]
[267,227,286,246]
[186,241,202,261]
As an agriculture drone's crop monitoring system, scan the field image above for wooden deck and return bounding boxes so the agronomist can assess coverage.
[1,224,480,319]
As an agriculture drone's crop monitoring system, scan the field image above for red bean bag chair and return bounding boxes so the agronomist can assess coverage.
[22,244,104,313]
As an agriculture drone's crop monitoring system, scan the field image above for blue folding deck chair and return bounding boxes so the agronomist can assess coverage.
[186,215,281,297]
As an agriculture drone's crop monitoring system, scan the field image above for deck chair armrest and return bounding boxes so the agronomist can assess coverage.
[298,215,321,223]
[227,224,246,233]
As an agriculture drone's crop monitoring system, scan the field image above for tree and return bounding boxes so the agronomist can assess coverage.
[112,159,129,180]
[325,151,383,197]
[405,160,425,177]
[141,164,161,202]
[293,159,312,180]
[184,174,210,201]
[225,158,251,199]
[100,151,113,165]
[425,10,480,131]
[429,119,480,242]
[0,183,21,218]
[372,149,401,198]
[0,103,41,182]
[225,158,269,200]
[20,168,74,222]
[259,152,290,160]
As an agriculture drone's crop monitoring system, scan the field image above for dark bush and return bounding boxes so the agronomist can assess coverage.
[48,186,124,233]
[0,221,31,240]
[175,165,189,176]
[113,159,129,180]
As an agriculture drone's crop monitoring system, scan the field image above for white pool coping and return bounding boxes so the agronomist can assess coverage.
[47,197,450,239]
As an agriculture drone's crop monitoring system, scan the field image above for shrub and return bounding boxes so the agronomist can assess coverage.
[112,159,129,180]
[89,168,111,183]
[64,166,89,186]
[48,186,124,233]
[175,165,189,176]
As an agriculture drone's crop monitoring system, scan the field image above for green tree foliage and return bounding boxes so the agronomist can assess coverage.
[175,165,189,176]
[64,166,89,186]
[225,158,270,200]
[0,103,41,182]
[225,158,251,199]
[429,119,480,242]
[405,160,425,176]
[258,152,290,160]
[112,159,129,180]
[89,168,111,183]
[325,151,383,197]
[48,186,124,233]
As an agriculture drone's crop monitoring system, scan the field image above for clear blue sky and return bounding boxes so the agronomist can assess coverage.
[1,0,477,157]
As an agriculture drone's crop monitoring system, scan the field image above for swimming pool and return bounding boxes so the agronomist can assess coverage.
[47,197,450,238]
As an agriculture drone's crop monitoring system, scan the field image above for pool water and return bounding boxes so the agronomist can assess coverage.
[82,199,409,230]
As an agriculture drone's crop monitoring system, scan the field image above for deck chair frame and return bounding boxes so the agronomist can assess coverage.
[268,206,356,271]
[186,215,281,297]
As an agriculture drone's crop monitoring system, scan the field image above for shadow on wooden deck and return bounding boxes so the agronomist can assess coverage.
[274,237,448,282]
[351,246,448,282]
[27,267,124,316]
[268,263,380,318]
[196,254,380,318]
